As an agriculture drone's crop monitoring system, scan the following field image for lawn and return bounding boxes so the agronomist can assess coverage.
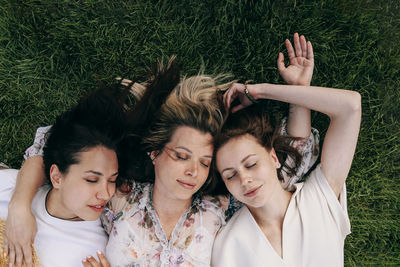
[0,0,399,265]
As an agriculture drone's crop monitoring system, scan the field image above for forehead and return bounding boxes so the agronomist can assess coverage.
[168,126,213,153]
[71,146,118,171]
[216,134,264,166]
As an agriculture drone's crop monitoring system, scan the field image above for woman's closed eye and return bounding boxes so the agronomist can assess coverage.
[245,162,257,169]
[85,178,98,183]
[175,152,189,160]
[226,172,237,181]
[199,158,210,168]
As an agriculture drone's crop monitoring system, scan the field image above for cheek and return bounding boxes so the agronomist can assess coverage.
[109,183,116,196]
[199,165,211,181]
[224,181,241,198]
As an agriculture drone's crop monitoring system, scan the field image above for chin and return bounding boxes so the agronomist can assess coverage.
[244,198,267,209]
[175,189,196,201]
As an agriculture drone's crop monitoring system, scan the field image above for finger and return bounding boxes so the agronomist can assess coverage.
[3,235,8,258]
[223,86,235,111]
[223,88,230,111]
[222,85,232,110]
[97,251,110,267]
[300,35,307,57]
[120,78,133,87]
[285,39,295,62]
[294,32,302,58]
[15,246,23,267]
[8,244,15,267]
[231,104,246,113]
[277,52,286,72]
[22,244,33,267]
[86,255,101,267]
[82,258,93,267]
[307,41,314,62]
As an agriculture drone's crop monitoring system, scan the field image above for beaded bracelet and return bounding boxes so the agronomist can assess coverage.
[244,83,259,104]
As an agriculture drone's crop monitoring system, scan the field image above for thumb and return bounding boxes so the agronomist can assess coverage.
[231,104,246,113]
[277,52,286,72]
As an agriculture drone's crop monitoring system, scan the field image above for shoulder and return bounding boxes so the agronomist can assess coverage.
[108,181,148,213]
[215,206,249,241]
[199,195,229,223]
[212,207,257,267]
[294,164,351,237]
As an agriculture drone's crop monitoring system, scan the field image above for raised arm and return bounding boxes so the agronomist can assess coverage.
[277,33,314,138]
[225,79,361,198]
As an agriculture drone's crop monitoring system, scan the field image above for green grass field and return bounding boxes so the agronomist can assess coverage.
[0,0,399,265]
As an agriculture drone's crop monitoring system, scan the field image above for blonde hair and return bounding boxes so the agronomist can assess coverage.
[143,73,234,153]
[120,57,235,194]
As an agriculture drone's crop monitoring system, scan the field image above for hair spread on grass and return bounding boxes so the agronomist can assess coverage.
[121,57,235,195]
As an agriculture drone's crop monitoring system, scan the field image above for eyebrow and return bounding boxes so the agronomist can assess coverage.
[175,146,212,158]
[221,154,257,174]
[85,170,119,177]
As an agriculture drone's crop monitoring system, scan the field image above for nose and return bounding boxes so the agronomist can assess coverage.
[97,181,113,201]
[239,171,252,186]
[184,160,198,178]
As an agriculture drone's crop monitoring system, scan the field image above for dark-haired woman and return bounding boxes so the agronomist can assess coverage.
[211,37,361,267]
[0,89,125,267]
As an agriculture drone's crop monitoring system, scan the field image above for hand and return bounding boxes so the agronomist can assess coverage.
[82,251,110,267]
[4,205,37,267]
[223,83,255,113]
[277,33,314,86]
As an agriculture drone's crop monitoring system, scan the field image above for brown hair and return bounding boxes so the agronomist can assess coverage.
[211,104,302,195]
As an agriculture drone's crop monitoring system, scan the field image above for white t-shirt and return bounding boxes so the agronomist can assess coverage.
[0,169,108,267]
[212,164,351,267]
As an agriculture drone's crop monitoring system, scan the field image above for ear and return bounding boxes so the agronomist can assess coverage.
[49,164,63,189]
[270,148,281,169]
[150,150,159,164]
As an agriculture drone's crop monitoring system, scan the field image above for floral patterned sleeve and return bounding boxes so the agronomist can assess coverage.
[23,126,52,161]
[279,118,320,191]
[224,118,320,221]
[100,181,139,235]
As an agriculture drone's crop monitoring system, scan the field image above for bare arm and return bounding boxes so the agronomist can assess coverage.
[225,80,361,197]
[4,156,45,267]
[278,33,313,138]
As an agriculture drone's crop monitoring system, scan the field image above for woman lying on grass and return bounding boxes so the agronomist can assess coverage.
[5,33,318,266]
[0,88,126,266]
[211,37,361,267]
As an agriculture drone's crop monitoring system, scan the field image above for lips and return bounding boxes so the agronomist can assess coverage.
[177,179,196,190]
[88,204,106,212]
[244,185,262,197]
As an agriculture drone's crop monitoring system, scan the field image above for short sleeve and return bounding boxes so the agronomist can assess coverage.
[279,118,320,191]
[23,126,52,161]
[0,169,19,219]
[100,189,131,235]
[303,164,351,237]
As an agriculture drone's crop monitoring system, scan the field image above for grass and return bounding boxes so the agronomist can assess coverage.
[0,0,399,265]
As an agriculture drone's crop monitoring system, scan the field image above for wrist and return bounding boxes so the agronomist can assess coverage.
[248,83,272,100]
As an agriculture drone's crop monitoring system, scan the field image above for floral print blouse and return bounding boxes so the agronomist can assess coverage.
[102,183,228,267]
[24,122,319,266]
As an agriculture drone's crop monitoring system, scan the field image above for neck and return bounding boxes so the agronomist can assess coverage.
[248,184,292,228]
[46,189,81,221]
[152,184,191,218]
